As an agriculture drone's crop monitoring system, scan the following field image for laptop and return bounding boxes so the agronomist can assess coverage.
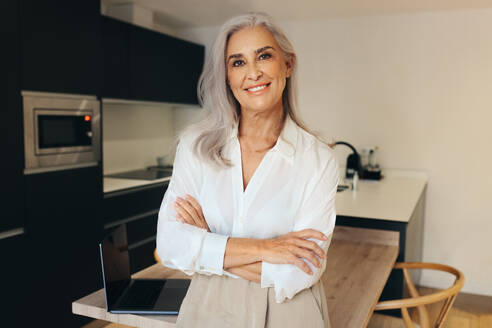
[99,225,190,314]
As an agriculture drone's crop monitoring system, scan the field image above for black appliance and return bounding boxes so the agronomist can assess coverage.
[335,141,362,179]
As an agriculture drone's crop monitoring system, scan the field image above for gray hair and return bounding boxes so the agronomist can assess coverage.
[182,12,310,168]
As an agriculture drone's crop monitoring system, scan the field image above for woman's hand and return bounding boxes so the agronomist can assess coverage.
[173,195,210,232]
[259,229,328,275]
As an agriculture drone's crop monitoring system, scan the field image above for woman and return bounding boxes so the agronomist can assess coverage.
[156,12,338,328]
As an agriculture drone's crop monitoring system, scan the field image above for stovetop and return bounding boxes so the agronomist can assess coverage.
[106,166,173,181]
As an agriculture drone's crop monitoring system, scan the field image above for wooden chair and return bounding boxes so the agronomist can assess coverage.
[371,262,465,328]
[154,249,160,263]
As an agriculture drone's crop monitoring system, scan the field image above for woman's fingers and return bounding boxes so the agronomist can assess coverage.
[289,254,313,275]
[291,238,326,259]
[174,203,195,225]
[174,197,210,231]
[293,229,329,242]
[175,197,201,226]
[176,197,200,218]
[184,195,205,220]
[292,246,321,268]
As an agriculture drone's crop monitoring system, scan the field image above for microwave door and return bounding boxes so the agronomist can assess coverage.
[34,110,93,155]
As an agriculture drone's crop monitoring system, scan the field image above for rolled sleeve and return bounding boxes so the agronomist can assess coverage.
[261,153,339,303]
[261,235,332,303]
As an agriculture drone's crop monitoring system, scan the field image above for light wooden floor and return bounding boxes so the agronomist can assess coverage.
[84,286,492,328]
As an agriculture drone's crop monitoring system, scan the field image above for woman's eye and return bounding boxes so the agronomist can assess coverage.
[259,53,272,60]
[232,60,244,67]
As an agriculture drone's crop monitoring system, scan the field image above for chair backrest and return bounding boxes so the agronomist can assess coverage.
[374,262,465,328]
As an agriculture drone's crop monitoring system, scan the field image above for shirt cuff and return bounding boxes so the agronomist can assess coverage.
[196,232,229,275]
[261,261,276,288]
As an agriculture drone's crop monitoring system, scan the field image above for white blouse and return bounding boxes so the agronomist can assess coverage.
[156,117,339,303]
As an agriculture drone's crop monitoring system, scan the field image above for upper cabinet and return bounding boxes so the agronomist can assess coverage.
[101,16,131,99]
[17,1,204,103]
[129,23,204,104]
[19,0,102,95]
[102,16,205,105]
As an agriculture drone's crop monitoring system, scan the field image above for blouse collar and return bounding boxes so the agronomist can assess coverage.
[231,115,299,165]
[272,115,298,164]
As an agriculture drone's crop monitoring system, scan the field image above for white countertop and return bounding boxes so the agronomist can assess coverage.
[104,168,427,223]
[335,169,428,223]
[103,176,171,194]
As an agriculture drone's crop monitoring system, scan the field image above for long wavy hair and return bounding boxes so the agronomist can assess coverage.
[182,12,311,168]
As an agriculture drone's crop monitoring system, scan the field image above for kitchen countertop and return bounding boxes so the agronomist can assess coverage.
[336,169,428,223]
[104,176,171,194]
[104,168,427,223]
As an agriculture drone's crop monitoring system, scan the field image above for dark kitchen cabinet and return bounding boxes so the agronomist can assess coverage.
[0,233,29,327]
[129,24,204,104]
[24,166,103,327]
[101,16,131,99]
[101,16,204,104]
[2,0,25,233]
[104,183,167,274]
[19,0,102,95]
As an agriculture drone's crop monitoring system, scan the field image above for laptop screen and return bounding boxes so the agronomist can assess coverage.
[99,225,132,310]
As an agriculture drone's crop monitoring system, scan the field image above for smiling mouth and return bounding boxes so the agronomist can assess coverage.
[245,83,271,92]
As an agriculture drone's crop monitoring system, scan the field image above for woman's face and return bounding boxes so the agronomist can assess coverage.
[226,26,293,115]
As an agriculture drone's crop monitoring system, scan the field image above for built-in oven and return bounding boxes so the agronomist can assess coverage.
[22,91,101,174]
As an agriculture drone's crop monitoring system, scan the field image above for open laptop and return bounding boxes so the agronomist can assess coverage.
[99,225,190,314]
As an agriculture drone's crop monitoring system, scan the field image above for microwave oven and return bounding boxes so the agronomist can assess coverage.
[22,91,101,173]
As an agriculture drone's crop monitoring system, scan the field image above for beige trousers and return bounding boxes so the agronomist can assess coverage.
[176,274,331,328]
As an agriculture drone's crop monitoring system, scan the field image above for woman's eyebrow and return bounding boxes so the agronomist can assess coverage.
[227,53,243,62]
[227,46,276,62]
[255,46,275,54]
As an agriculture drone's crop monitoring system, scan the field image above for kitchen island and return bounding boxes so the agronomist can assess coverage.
[336,169,428,310]
[73,226,399,328]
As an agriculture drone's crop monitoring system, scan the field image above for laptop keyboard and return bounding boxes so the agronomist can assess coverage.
[118,280,164,309]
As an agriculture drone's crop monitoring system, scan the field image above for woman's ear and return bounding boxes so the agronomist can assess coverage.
[285,56,294,78]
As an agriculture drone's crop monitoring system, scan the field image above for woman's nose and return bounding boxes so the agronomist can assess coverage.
[246,62,262,80]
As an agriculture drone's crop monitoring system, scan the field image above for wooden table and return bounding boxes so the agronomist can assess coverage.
[73,226,399,328]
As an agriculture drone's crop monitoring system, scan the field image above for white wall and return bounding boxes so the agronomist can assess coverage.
[281,9,492,295]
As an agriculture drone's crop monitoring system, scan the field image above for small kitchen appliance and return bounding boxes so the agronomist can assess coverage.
[22,91,101,173]
[334,141,362,179]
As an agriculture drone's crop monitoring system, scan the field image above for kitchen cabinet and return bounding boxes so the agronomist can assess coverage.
[0,233,29,327]
[101,16,131,99]
[24,166,103,327]
[129,23,204,104]
[101,16,204,104]
[104,183,167,274]
[19,0,102,95]
[2,0,25,233]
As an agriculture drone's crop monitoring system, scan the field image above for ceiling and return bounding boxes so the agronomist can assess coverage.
[102,0,492,28]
